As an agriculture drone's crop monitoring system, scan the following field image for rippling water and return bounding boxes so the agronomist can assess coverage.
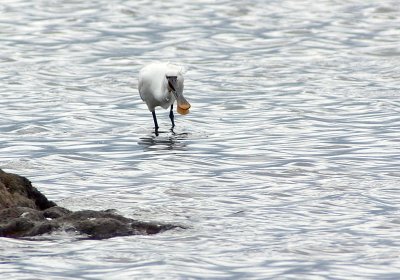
[1,0,400,278]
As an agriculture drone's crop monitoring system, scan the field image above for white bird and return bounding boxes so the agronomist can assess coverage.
[138,62,191,133]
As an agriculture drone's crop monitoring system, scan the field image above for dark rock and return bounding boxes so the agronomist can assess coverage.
[72,217,131,239]
[0,169,181,239]
[0,169,56,210]
[0,207,43,223]
[0,217,35,238]
[43,206,72,219]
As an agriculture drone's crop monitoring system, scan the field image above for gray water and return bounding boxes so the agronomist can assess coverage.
[1,0,400,279]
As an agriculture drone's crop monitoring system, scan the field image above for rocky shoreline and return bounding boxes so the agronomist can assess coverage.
[0,169,179,239]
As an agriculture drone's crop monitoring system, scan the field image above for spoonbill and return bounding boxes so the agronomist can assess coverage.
[138,62,191,134]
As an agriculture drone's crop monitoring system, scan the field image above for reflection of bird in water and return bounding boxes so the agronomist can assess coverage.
[138,131,189,151]
[138,62,191,135]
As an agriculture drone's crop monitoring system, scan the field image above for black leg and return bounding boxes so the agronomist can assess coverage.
[169,104,175,128]
[152,111,159,134]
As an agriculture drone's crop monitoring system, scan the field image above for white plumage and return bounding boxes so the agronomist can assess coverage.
[138,62,190,133]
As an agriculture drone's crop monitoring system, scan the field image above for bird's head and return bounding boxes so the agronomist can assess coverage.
[166,74,190,115]
[166,75,178,93]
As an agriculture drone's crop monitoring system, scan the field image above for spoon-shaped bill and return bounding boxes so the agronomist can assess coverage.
[177,106,190,115]
[174,92,191,114]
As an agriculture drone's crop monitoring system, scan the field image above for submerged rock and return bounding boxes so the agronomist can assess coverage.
[0,169,179,239]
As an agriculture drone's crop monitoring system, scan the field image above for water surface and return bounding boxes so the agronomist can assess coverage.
[1,0,400,279]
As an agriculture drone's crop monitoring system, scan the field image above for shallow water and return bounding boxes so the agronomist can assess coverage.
[1,0,400,278]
